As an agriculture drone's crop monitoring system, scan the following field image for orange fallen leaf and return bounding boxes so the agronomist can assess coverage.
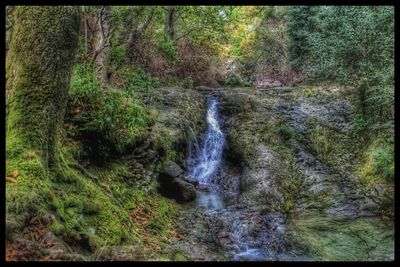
[6,177,16,183]
[177,234,186,240]
[12,170,19,178]
[41,255,51,261]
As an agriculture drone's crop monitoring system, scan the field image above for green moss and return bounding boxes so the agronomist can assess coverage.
[275,123,294,142]
[159,250,188,261]
[7,128,181,255]
[50,220,65,235]
[6,6,80,167]
[306,119,354,174]
[6,132,52,229]
[287,212,394,260]
[358,135,394,188]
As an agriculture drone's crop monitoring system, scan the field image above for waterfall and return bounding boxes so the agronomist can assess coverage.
[187,97,225,185]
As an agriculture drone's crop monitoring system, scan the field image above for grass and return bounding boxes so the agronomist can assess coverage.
[358,134,394,186]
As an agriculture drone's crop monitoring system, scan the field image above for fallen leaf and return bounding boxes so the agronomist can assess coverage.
[41,255,51,261]
[177,234,186,240]
[12,170,19,178]
[6,177,16,183]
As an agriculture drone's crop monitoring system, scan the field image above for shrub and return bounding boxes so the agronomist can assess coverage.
[275,123,294,141]
[67,64,154,164]
[364,135,394,181]
[70,64,99,101]
[225,73,250,87]
[182,76,193,89]
[157,36,178,65]
[121,67,160,94]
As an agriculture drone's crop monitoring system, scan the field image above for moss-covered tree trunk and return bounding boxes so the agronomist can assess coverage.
[6,6,80,168]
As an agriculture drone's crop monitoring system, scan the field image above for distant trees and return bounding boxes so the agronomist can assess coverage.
[287,6,394,128]
[287,6,318,72]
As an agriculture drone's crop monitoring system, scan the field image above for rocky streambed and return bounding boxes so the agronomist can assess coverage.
[156,85,394,261]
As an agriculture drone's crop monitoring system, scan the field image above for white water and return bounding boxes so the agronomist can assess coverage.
[186,97,278,260]
[187,97,225,185]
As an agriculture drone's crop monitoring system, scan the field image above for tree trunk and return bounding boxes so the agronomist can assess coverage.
[125,7,156,49]
[6,6,80,168]
[165,7,176,41]
[93,6,112,84]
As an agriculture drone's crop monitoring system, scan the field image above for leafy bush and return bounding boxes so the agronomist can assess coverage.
[275,123,294,141]
[182,76,193,89]
[95,91,154,153]
[108,45,128,70]
[363,135,394,181]
[70,64,99,101]
[370,144,394,180]
[157,35,178,65]
[121,67,160,94]
[67,64,154,164]
[225,73,250,87]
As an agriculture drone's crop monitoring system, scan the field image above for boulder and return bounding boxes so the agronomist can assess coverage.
[157,162,197,203]
[158,161,184,183]
[182,175,200,188]
[158,177,196,203]
[172,178,197,203]
[160,161,183,178]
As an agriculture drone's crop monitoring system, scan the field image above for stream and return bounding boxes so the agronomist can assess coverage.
[173,93,394,261]
[184,97,289,260]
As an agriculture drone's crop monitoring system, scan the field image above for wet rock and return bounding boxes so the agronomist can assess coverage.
[161,161,184,179]
[158,172,196,203]
[172,178,197,203]
[182,175,199,187]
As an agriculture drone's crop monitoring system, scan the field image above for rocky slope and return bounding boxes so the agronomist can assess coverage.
[166,85,394,261]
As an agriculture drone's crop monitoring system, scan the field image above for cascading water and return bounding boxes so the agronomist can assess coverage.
[184,96,284,260]
[187,97,225,185]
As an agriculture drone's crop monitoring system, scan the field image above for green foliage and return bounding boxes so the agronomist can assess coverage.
[288,6,394,86]
[68,64,154,162]
[287,6,394,136]
[359,135,394,183]
[96,91,153,152]
[225,73,249,87]
[157,35,178,65]
[182,76,193,89]
[70,64,99,100]
[287,6,319,71]
[121,67,160,94]
[108,45,128,70]
[275,123,294,141]
[303,88,317,98]
[280,162,302,212]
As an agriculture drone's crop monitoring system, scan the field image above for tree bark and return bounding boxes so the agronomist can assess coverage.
[165,6,176,41]
[93,6,112,84]
[6,6,80,168]
[125,7,156,49]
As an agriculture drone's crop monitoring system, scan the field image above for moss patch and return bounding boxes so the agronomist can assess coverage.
[287,211,394,261]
